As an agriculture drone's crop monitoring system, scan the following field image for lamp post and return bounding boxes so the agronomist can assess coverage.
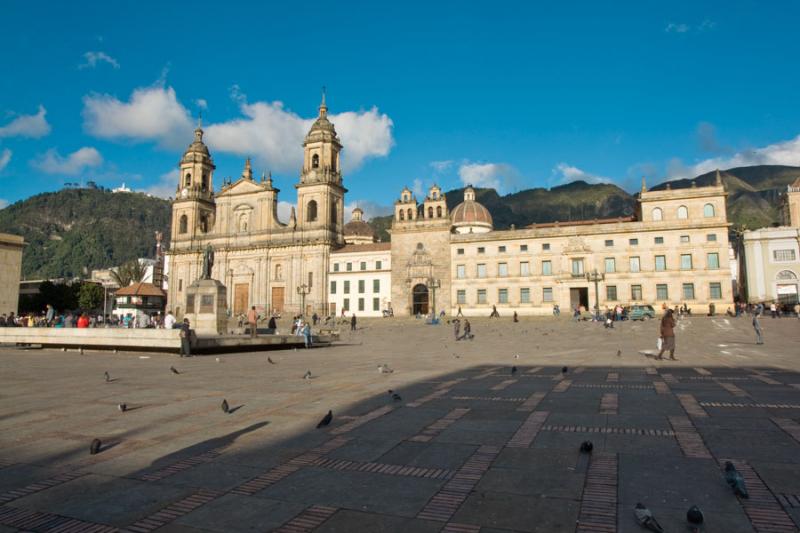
[428,277,441,317]
[296,284,311,316]
[586,268,605,319]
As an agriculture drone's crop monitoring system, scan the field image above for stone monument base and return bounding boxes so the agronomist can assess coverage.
[185,279,227,335]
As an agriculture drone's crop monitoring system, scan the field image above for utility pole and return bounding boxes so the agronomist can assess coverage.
[586,268,605,319]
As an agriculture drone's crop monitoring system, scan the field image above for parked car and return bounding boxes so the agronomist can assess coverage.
[627,304,656,320]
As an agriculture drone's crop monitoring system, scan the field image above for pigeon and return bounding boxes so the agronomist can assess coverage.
[617,349,622,357]
[317,410,333,428]
[118,403,127,412]
[104,371,111,383]
[686,505,704,530]
[392,393,402,401]
[303,370,312,380]
[170,366,180,375]
[221,399,230,414]
[633,502,664,533]
[90,438,102,455]
[378,364,394,374]
[514,354,520,359]
[562,366,568,374]
[268,357,276,364]
[511,366,518,375]
[215,357,221,363]
[579,440,593,453]
[724,461,749,498]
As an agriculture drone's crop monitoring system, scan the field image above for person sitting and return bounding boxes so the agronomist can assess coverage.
[76,313,90,328]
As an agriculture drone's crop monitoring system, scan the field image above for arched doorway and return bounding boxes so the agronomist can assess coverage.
[412,284,429,315]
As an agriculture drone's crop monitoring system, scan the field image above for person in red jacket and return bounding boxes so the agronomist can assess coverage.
[76,313,90,328]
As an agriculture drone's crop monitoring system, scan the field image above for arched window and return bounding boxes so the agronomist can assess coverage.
[179,215,188,234]
[703,203,715,217]
[677,205,688,219]
[238,214,249,233]
[428,206,434,218]
[199,215,208,233]
[652,207,663,221]
[312,154,320,169]
[437,205,443,217]
[330,200,337,224]
[331,155,336,172]
[399,210,405,221]
[777,270,798,280]
[407,208,413,220]
[403,193,410,202]
[275,264,283,280]
[201,172,208,191]
[184,173,191,187]
[307,200,318,222]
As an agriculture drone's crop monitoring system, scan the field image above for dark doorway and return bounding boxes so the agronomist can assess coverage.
[412,284,429,315]
[569,287,589,310]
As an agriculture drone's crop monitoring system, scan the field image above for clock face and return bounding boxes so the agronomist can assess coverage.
[181,188,188,198]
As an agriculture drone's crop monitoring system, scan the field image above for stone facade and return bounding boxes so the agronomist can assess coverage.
[0,232,24,315]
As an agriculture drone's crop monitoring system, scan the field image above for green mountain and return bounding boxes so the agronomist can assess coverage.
[0,188,171,279]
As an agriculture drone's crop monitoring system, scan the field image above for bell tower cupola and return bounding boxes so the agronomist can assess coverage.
[171,118,216,243]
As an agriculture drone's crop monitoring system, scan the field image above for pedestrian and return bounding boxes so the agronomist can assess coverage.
[463,319,472,340]
[303,322,312,348]
[179,318,192,357]
[45,304,55,327]
[513,311,518,323]
[456,306,464,317]
[553,304,560,316]
[268,315,277,332]
[351,313,357,331]
[753,310,764,345]
[657,309,677,360]
[489,305,499,318]
[770,302,777,318]
[77,313,90,328]
[312,312,319,325]
[247,305,258,338]
[164,310,176,329]
[453,318,461,340]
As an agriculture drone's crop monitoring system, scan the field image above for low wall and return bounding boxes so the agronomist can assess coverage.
[0,328,182,352]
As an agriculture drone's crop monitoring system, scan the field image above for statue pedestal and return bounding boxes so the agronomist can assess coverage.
[185,279,227,335]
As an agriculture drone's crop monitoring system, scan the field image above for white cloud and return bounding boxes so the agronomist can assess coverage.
[79,51,120,69]
[667,134,800,180]
[142,169,178,199]
[430,160,453,173]
[82,85,194,148]
[665,20,716,34]
[32,147,103,175]
[277,201,294,223]
[0,148,11,171]
[194,98,208,110]
[552,163,613,185]
[0,105,51,138]
[344,200,393,221]
[458,162,520,193]
[0,199,7,210]
[665,22,690,33]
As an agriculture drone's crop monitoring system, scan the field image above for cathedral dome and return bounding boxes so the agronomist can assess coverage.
[343,207,376,244]
[451,187,493,234]
[182,125,210,162]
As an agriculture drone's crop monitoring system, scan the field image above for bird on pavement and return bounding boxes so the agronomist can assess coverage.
[562,366,568,374]
[268,357,276,364]
[170,366,180,375]
[686,505,704,531]
[514,354,520,359]
[378,364,394,374]
[725,461,749,498]
[221,399,230,414]
[617,349,622,357]
[511,366,518,375]
[90,438,102,455]
[579,441,593,453]
[303,370,312,380]
[104,371,111,382]
[633,502,664,533]
[118,403,127,413]
[317,410,333,428]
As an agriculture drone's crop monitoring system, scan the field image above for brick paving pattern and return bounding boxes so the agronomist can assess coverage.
[575,453,618,532]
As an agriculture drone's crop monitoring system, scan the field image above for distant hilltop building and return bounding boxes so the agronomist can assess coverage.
[164,92,735,319]
[113,183,132,193]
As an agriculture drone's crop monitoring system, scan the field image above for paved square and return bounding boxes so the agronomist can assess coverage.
[2,315,800,532]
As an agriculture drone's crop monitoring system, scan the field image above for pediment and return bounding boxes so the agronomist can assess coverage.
[217,178,268,197]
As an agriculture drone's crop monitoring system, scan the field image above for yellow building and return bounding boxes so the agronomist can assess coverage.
[0,232,25,315]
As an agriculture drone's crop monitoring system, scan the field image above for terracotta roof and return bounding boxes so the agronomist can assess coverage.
[343,219,375,237]
[115,282,166,297]
[331,242,391,254]
[527,215,636,229]
[451,200,493,227]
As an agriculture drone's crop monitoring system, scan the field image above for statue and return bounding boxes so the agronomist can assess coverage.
[201,245,214,280]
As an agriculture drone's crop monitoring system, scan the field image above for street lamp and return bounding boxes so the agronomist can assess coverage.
[586,268,605,318]
[296,284,311,316]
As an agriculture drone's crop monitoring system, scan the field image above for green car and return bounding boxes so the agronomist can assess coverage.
[627,305,656,320]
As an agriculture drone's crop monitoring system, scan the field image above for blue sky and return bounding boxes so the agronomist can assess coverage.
[1,0,799,218]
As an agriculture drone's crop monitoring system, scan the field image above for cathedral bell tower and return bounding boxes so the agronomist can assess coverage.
[296,90,346,243]
[171,121,216,243]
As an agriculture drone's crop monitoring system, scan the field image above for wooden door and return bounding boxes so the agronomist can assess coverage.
[271,287,285,314]
[234,283,249,315]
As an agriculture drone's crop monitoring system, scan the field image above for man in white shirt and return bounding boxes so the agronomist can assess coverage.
[164,310,176,329]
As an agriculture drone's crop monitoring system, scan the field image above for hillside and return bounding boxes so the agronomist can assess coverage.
[0,188,171,279]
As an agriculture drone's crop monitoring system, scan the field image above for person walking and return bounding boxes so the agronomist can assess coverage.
[350,313,357,331]
[453,318,461,340]
[513,311,518,323]
[164,310,176,330]
[268,315,277,332]
[657,309,677,360]
[302,322,312,348]
[770,302,777,318]
[753,310,764,345]
[247,306,258,338]
[463,319,472,340]
[456,306,464,317]
[179,318,192,357]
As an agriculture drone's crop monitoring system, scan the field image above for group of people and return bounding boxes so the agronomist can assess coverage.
[451,318,473,341]
[0,304,178,330]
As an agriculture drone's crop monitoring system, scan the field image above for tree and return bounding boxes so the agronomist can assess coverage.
[78,282,104,311]
[110,260,148,287]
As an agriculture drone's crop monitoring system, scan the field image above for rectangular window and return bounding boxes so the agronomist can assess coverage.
[655,255,666,271]
[605,239,614,247]
[656,283,668,300]
[360,261,367,271]
[457,264,466,279]
[543,287,553,302]
[520,261,530,276]
[373,297,380,311]
[605,257,616,273]
[358,298,365,311]
[499,245,506,253]
[542,243,551,251]
[631,284,642,300]
[178,279,183,291]
[333,263,340,272]
[498,262,508,277]
[343,298,350,311]
[344,280,350,294]
[376,260,382,270]
[710,282,722,299]
[571,258,584,276]
[373,279,380,292]
[707,252,720,269]
[457,289,466,304]
[520,244,528,252]
[498,288,508,303]
[308,272,313,288]
[542,260,552,275]
[683,283,695,300]
[681,254,693,270]
[477,264,487,278]
[629,256,640,273]
[774,249,797,261]
[707,234,717,242]
[629,238,639,246]
[520,287,530,303]
[457,248,464,255]
[606,285,617,301]
[654,236,664,245]
[477,247,485,254]
[358,280,365,293]
[330,281,337,294]
[346,262,352,271]
[680,235,690,244]
[477,289,487,304]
